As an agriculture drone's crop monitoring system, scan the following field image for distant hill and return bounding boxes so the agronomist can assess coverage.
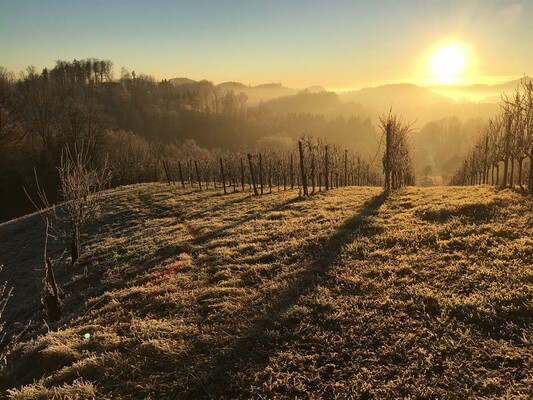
[430,76,531,94]
[240,82,297,104]
[166,76,512,123]
[217,81,249,91]
[264,91,367,118]
[302,85,326,93]
[169,77,197,86]
[341,83,453,111]
[428,77,532,103]
[339,83,500,126]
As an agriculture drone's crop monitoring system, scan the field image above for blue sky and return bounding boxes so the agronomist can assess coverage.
[0,0,531,89]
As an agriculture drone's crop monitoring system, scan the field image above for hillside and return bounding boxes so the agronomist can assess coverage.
[0,184,532,399]
[340,84,500,126]
[429,77,532,102]
[263,91,368,117]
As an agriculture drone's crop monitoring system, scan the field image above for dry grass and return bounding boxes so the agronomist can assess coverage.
[0,184,531,399]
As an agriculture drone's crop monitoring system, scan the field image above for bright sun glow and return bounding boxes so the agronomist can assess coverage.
[429,44,466,83]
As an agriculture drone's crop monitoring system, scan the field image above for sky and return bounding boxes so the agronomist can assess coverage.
[0,0,531,90]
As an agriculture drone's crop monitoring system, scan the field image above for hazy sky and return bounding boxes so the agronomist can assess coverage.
[1,0,531,89]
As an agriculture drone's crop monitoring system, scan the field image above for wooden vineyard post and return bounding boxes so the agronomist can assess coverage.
[178,161,186,188]
[188,160,195,188]
[163,161,172,185]
[325,145,329,190]
[268,161,272,194]
[240,157,245,191]
[384,121,392,193]
[194,160,202,191]
[44,258,62,322]
[357,156,360,186]
[298,141,308,196]
[220,157,227,195]
[259,153,264,196]
[344,149,348,187]
[247,154,259,196]
[310,155,315,194]
[290,153,294,190]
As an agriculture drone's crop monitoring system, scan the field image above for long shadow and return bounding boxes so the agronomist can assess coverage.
[185,193,253,220]
[180,192,387,398]
[191,196,303,246]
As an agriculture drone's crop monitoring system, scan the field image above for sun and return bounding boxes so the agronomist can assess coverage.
[429,44,466,83]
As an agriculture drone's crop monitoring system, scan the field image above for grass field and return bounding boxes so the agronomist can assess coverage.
[0,184,531,399]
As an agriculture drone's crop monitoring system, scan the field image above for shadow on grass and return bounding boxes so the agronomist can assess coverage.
[191,196,303,246]
[181,192,387,399]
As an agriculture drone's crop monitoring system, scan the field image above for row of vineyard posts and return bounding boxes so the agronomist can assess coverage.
[161,136,383,195]
[450,79,533,192]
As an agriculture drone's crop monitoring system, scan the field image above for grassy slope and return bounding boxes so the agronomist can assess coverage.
[0,184,531,399]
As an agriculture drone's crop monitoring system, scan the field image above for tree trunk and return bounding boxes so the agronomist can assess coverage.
[509,156,515,188]
[71,223,80,264]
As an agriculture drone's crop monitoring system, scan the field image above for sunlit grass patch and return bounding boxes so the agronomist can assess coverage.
[0,184,531,398]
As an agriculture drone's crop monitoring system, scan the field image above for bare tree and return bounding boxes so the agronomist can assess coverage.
[379,111,415,193]
[0,266,13,351]
[57,145,111,263]
[27,144,111,264]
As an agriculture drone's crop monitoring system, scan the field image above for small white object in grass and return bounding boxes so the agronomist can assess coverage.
[84,332,91,340]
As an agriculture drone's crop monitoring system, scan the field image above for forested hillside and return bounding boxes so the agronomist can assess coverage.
[0,59,377,222]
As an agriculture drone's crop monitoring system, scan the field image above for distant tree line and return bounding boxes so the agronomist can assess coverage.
[450,80,533,192]
[0,59,379,221]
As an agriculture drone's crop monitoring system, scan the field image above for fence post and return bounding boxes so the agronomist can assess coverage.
[247,153,259,196]
[220,157,227,195]
[259,153,264,196]
[194,160,202,190]
[325,145,329,190]
[344,149,348,187]
[240,157,245,191]
[384,121,392,193]
[163,161,172,185]
[290,153,294,190]
[298,141,308,196]
[178,161,185,188]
